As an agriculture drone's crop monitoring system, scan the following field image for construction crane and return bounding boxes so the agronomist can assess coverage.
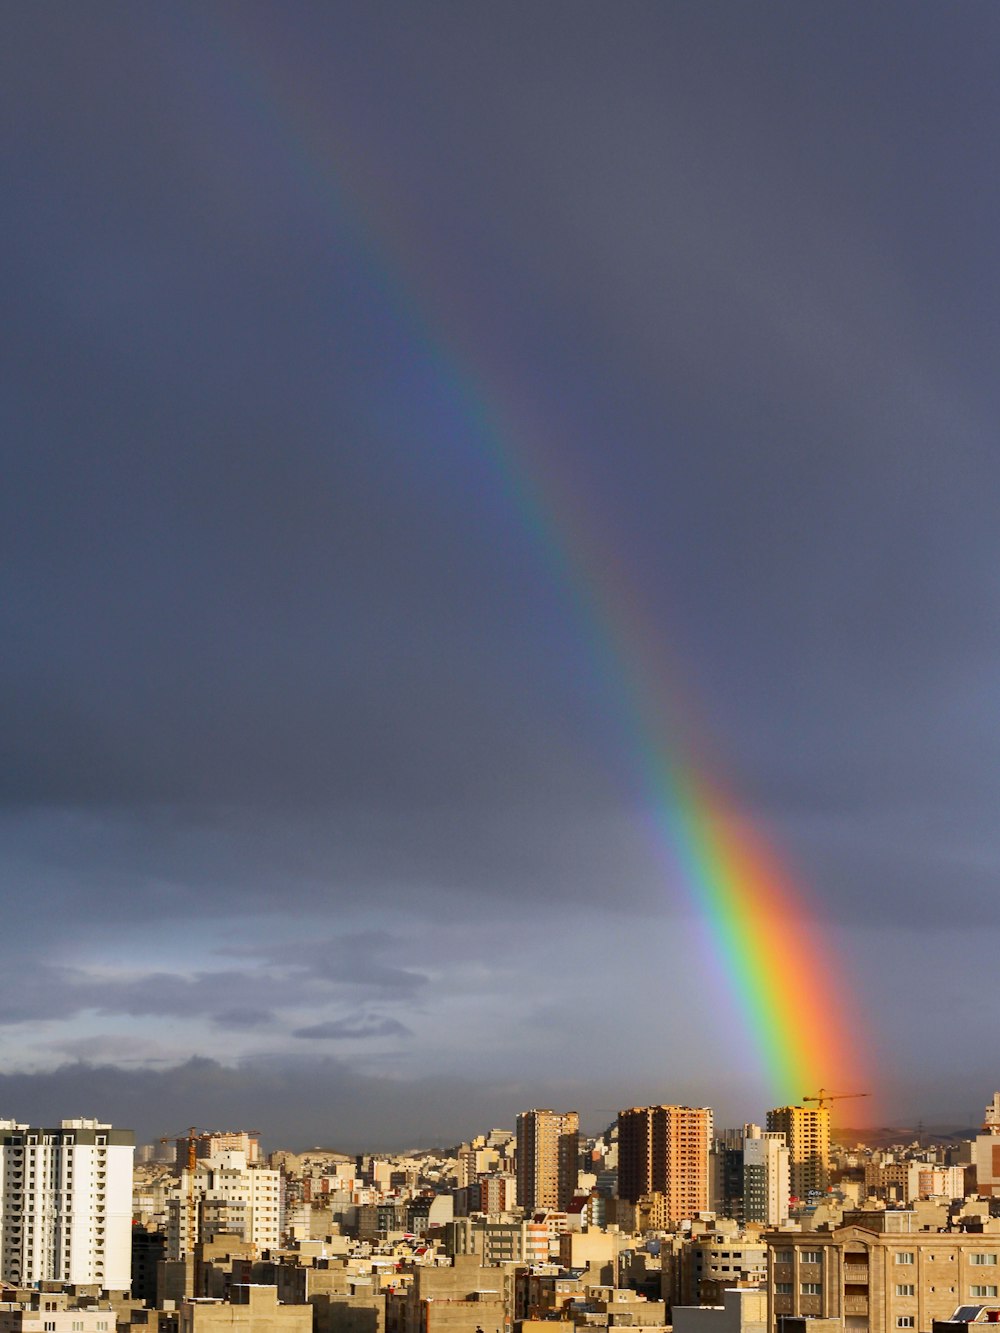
[802,1089,871,1110]
[159,1127,201,1258]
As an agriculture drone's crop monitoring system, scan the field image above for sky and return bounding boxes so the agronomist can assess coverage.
[3,1,1000,1150]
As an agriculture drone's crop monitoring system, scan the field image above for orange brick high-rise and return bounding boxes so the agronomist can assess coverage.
[617,1104,712,1222]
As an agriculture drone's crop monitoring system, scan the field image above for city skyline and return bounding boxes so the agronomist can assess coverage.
[4,2,1000,1142]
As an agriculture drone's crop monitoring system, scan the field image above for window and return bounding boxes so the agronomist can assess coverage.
[895,1285,915,1297]
[897,1320,915,1329]
[776,1283,793,1295]
[775,1250,793,1264]
[972,1254,999,1266]
[802,1251,823,1264]
[971,1287,999,1299]
[896,1253,915,1265]
[801,1283,822,1296]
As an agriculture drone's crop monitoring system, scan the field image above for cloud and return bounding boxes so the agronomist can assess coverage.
[232,933,429,996]
[293,1015,413,1041]
[211,1008,276,1031]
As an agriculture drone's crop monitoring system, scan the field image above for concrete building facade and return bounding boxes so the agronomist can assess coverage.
[743,1126,789,1226]
[974,1093,1000,1198]
[168,1153,280,1260]
[515,1110,579,1212]
[0,1119,134,1290]
[765,1220,1000,1333]
[765,1106,829,1202]
[178,1287,309,1333]
[617,1106,712,1223]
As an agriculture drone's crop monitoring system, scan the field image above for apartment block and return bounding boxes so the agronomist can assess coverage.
[515,1110,579,1212]
[177,1135,260,1168]
[618,1106,712,1222]
[865,1162,966,1204]
[765,1106,829,1202]
[0,1295,117,1333]
[711,1126,789,1226]
[974,1093,1000,1197]
[765,1221,1000,1333]
[168,1152,281,1259]
[744,1126,790,1226]
[0,1119,134,1289]
[178,1286,309,1333]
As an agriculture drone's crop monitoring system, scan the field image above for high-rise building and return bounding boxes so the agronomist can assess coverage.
[710,1124,789,1225]
[973,1091,1000,1196]
[167,1149,281,1259]
[617,1105,712,1222]
[0,1118,134,1289]
[743,1124,790,1225]
[766,1105,829,1201]
[173,1131,260,1169]
[515,1109,579,1211]
[709,1127,746,1221]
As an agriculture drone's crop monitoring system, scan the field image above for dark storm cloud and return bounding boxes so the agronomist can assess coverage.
[2,1,1000,1127]
[0,1057,504,1150]
[0,1051,987,1148]
[227,933,429,997]
[0,948,420,1029]
[211,1009,276,1031]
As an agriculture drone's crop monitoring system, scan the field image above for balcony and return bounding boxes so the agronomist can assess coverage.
[844,1296,869,1316]
[844,1266,870,1283]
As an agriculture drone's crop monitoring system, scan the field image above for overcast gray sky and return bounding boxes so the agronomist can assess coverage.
[3,1,1000,1148]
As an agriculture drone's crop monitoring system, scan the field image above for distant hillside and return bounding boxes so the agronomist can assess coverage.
[834,1125,976,1148]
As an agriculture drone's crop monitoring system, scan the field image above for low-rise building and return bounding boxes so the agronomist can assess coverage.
[766,1220,1000,1333]
[177,1287,310,1333]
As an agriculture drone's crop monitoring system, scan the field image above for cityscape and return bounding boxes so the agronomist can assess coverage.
[5,10,1000,1333]
[6,1093,1000,1333]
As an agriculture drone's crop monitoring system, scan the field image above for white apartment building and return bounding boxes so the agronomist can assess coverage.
[743,1125,790,1226]
[167,1150,281,1258]
[0,1119,134,1290]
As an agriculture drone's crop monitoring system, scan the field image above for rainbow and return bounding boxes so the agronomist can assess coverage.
[176,9,869,1108]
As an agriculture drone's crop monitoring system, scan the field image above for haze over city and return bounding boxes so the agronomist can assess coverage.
[4,3,1000,1147]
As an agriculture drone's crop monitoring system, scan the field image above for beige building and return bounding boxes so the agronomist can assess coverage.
[662,1231,767,1308]
[765,1106,829,1202]
[765,1220,1000,1333]
[398,1255,507,1333]
[176,1135,261,1168]
[864,1162,965,1204]
[0,1298,116,1333]
[974,1093,1000,1197]
[672,1288,767,1333]
[168,1153,281,1259]
[515,1110,579,1212]
[617,1106,712,1223]
[178,1288,309,1333]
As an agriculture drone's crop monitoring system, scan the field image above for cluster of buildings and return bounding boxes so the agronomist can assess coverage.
[6,1096,1000,1333]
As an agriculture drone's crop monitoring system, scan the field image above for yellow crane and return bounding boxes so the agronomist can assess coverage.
[802,1088,871,1110]
[159,1127,201,1257]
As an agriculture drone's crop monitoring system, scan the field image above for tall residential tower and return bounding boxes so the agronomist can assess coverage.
[0,1118,134,1289]
[617,1104,712,1223]
[515,1109,579,1211]
[766,1105,829,1201]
